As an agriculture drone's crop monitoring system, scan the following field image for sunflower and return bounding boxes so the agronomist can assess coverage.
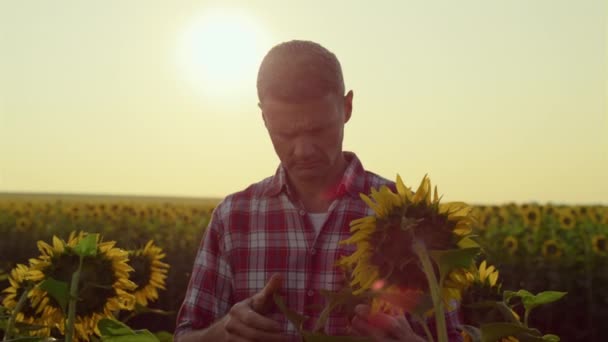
[16,217,32,232]
[2,264,50,337]
[128,240,170,306]
[541,240,562,259]
[27,232,136,341]
[459,260,521,327]
[338,175,474,312]
[503,236,518,255]
[520,205,541,229]
[592,235,607,255]
[556,209,576,230]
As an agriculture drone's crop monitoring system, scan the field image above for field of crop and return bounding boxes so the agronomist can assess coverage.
[0,194,606,341]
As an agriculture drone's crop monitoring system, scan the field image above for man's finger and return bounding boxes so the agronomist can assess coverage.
[236,305,283,332]
[252,273,283,312]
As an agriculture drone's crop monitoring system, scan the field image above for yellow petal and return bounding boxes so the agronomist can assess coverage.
[489,270,499,287]
[396,174,413,202]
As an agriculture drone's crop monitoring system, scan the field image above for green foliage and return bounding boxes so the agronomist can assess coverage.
[38,278,69,314]
[0,198,606,341]
[73,234,98,257]
[98,318,159,342]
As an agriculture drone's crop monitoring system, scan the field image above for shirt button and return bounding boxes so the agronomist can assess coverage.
[310,248,316,255]
[307,290,314,297]
[299,210,306,216]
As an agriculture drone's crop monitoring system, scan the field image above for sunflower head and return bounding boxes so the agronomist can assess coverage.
[128,240,170,306]
[557,209,576,230]
[27,232,136,341]
[520,204,541,229]
[338,174,474,309]
[2,264,50,337]
[503,236,518,256]
[592,235,607,255]
[542,240,562,259]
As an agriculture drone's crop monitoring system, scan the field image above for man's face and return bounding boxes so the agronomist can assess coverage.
[260,92,353,182]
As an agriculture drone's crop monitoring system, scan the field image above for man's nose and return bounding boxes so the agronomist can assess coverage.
[293,136,316,159]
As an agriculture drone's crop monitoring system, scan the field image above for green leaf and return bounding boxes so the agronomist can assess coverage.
[121,303,175,323]
[542,334,560,341]
[461,325,482,342]
[314,289,355,332]
[98,318,135,336]
[480,323,541,342]
[430,247,480,284]
[457,236,480,249]
[527,291,567,309]
[74,233,99,257]
[154,331,174,342]
[39,277,69,313]
[98,318,159,342]
[2,337,49,342]
[503,290,566,312]
[100,330,160,342]
[273,293,308,332]
[503,289,532,305]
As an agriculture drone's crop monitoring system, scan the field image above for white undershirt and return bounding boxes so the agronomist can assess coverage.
[308,212,329,236]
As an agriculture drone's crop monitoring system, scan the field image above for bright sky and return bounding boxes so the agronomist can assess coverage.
[0,0,606,205]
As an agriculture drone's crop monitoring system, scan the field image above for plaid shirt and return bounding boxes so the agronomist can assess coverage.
[175,152,463,341]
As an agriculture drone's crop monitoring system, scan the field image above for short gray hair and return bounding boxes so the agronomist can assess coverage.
[257,40,345,103]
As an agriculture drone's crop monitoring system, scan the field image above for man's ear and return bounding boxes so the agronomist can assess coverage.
[344,90,354,124]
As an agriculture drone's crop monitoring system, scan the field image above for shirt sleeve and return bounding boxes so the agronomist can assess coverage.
[174,205,234,338]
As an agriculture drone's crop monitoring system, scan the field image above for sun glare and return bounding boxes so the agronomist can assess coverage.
[175,8,271,102]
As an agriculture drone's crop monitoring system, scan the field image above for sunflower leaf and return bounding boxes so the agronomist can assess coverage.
[525,291,567,310]
[73,233,98,257]
[39,277,69,314]
[542,334,560,341]
[98,318,135,336]
[314,289,356,333]
[480,323,542,342]
[100,330,160,342]
[430,247,480,285]
[273,293,307,333]
[461,324,482,342]
[98,318,160,342]
[503,290,566,312]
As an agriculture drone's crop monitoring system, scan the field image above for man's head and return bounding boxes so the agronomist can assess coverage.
[257,40,353,183]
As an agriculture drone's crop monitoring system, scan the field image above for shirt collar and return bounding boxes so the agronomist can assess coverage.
[263,151,367,200]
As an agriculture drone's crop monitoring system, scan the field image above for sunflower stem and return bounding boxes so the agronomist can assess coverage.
[414,314,435,342]
[65,256,83,342]
[413,240,448,342]
[3,283,33,341]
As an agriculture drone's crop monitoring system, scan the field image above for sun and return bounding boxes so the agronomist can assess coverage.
[175,8,271,101]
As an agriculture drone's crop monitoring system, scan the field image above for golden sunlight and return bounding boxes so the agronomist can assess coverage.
[175,8,271,101]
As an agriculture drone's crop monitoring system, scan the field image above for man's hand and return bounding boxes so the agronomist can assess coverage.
[350,304,426,342]
[222,273,289,342]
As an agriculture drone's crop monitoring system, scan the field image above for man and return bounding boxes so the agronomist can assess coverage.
[174,40,462,342]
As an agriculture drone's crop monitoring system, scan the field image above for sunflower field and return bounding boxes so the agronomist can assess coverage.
[0,195,606,341]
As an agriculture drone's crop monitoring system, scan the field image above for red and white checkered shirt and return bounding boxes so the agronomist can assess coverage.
[175,152,462,341]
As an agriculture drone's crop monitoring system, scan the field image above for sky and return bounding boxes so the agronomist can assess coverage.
[0,0,606,205]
